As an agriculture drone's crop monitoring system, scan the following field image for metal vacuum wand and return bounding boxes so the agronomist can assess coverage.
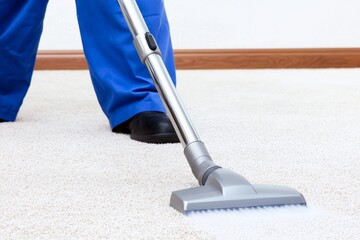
[117,0,221,185]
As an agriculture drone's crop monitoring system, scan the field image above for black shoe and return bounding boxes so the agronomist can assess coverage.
[113,111,180,144]
[0,119,7,123]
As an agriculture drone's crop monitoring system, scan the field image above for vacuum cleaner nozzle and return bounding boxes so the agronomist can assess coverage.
[170,168,306,214]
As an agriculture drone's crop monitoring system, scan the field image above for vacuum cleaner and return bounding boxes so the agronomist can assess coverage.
[117,0,306,214]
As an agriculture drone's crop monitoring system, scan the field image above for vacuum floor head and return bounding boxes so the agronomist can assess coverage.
[170,168,306,214]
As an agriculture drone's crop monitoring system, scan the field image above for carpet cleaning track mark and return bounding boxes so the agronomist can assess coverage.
[188,206,349,240]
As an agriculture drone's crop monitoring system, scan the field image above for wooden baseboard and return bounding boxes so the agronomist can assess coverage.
[35,50,88,70]
[35,48,360,70]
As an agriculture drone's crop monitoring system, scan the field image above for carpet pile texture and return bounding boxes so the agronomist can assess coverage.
[1,69,359,239]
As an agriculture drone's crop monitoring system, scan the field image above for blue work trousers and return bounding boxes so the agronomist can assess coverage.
[0,0,176,128]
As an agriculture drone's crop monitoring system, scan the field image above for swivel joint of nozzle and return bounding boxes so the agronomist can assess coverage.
[184,141,222,185]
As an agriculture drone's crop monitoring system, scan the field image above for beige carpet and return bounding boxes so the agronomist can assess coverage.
[1,69,360,239]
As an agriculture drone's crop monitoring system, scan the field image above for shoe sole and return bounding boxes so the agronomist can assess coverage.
[130,133,180,144]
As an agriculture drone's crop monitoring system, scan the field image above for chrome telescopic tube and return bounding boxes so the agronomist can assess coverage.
[117,0,220,185]
[118,0,201,147]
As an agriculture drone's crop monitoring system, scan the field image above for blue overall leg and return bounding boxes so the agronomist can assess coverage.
[0,0,48,121]
[75,0,176,129]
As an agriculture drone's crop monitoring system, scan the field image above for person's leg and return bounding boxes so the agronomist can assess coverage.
[75,0,176,129]
[0,0,49,121]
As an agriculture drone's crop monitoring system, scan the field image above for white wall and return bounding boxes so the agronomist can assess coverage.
[39,0,360,50]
